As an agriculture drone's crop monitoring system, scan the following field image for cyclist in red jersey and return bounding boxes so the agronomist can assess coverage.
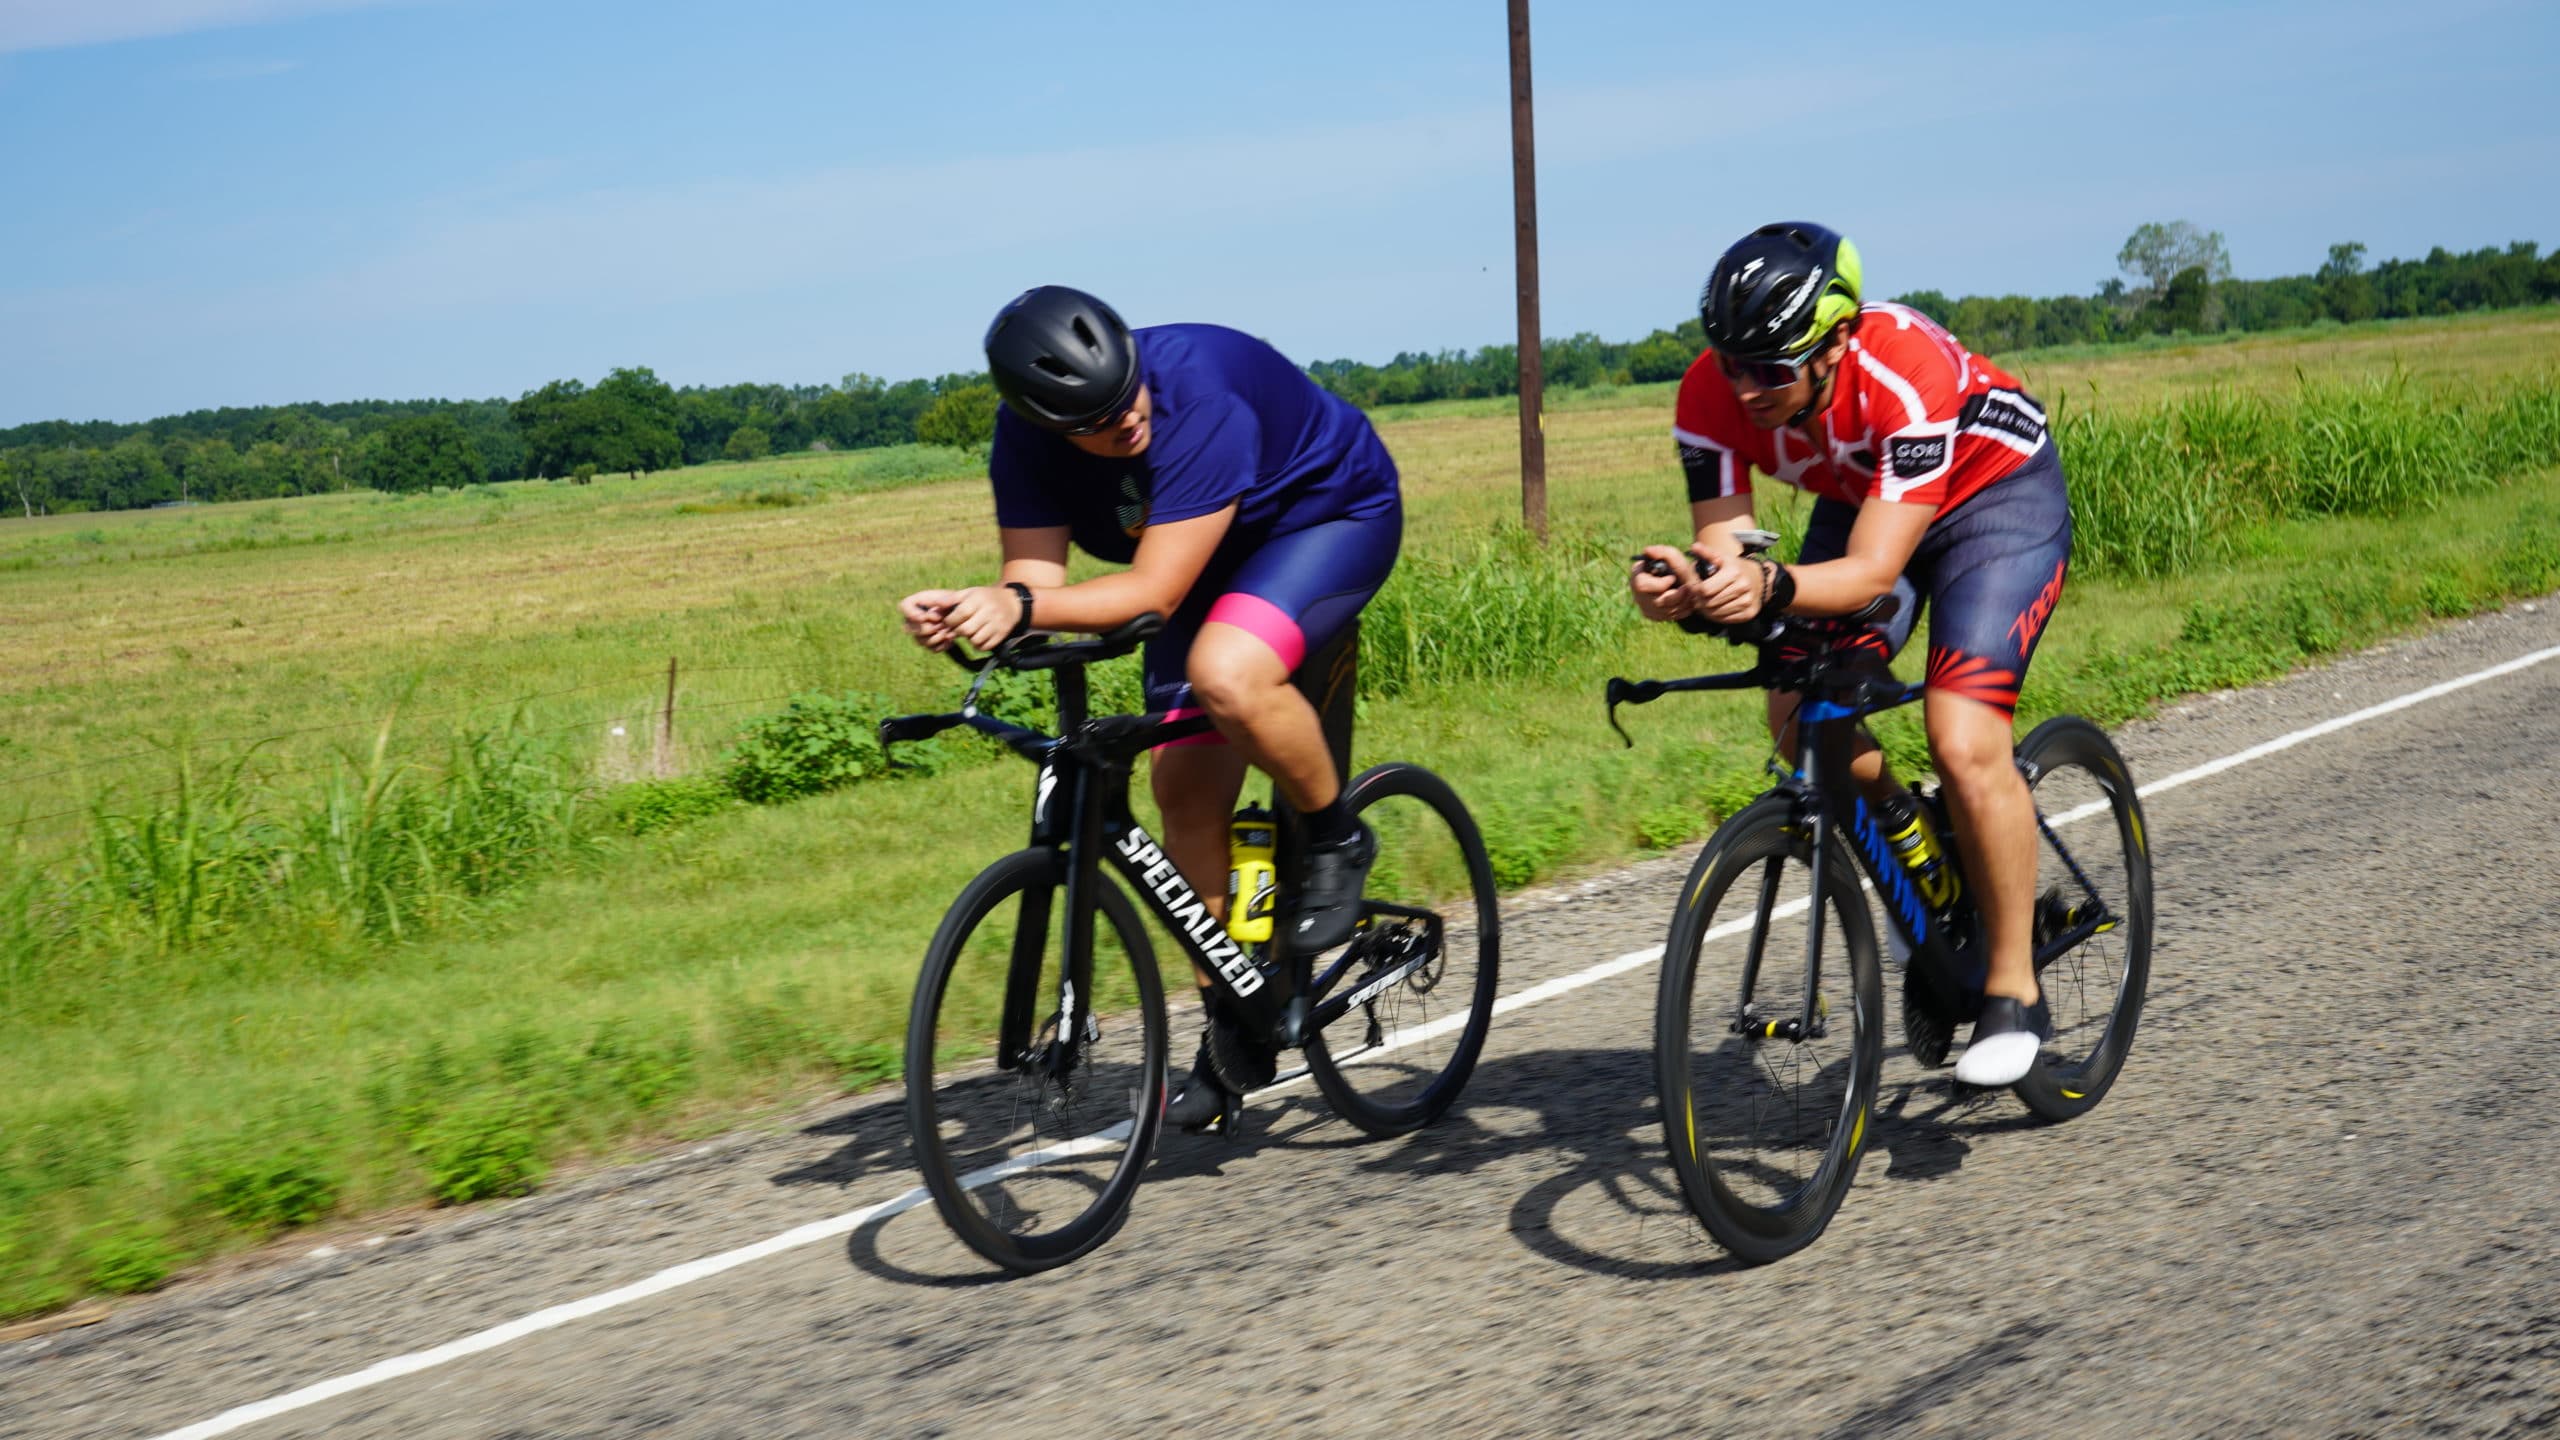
[1629,222,2071,1087]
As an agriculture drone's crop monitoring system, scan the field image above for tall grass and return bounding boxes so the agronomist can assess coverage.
[4,723,596,1009]
[2061,372,2560,578]
[1362,527,1640,697]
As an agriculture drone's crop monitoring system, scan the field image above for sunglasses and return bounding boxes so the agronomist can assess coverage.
[1064,392,1141,437]
[1713,348,1821,390]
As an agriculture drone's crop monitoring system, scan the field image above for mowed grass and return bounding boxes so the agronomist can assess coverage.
[3,309,2558,1315]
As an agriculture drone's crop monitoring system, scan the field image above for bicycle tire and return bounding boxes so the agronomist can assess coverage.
[1303,762,1502,1137]
[905,849,1167,1272]
[1657,792,1883,1264]
[2010,715,2153,1122]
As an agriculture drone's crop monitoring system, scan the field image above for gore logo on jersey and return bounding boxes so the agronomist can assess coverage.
[1676,442,1717,471]
[1886,434,1949,479]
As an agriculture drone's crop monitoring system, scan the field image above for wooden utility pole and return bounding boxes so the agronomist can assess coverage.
[656,656,679,777]
[1507,0,1547,542]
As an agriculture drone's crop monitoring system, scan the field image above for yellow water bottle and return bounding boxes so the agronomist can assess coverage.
[1227,803,1278,943]
[1878,790,1961,912]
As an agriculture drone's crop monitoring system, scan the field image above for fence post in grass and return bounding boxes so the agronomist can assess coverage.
[1508,0,1548,544]
[656,657,678,777]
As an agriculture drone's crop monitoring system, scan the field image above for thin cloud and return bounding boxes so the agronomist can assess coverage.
[0,0,393,55]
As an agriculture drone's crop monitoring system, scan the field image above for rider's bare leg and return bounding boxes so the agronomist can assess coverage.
[1150,743,1249,989]
[1186,621,1338,812]
[1927,690,2038,1005]
[1766,691,1903,804]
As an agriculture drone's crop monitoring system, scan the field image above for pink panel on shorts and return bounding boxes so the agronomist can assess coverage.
[1152,704,1225,750]
[1204,592,1307,673]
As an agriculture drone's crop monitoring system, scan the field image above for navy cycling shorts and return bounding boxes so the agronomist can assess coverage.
[1799,440,2071,717]
[1148,501,1404,743]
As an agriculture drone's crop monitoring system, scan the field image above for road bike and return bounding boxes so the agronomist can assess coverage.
[884,614,1500,1272]
[1613,537,2152,1263]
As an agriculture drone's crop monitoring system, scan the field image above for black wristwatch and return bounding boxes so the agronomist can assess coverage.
[1003,581,1035,639]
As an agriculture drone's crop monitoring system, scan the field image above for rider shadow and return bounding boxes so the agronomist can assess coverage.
[772,1091,919,1191]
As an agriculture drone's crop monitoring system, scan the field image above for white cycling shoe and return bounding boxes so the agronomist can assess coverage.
[1953,994,2051,1087]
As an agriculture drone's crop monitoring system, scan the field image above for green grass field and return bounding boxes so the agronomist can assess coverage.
[3,307,2557,1316]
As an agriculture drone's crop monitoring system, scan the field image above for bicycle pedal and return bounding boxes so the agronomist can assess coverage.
[1901,972,1953,1068]
[1197,1091,1247,1142]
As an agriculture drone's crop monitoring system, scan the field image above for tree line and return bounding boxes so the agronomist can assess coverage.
[1307,230,2560,408]
[5,229,2553,519]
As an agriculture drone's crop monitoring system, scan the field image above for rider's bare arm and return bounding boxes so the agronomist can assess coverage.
[1686,493,1759,565]
[1784,498,1934,616]
[1006,504,1237,634]
[996,525,1070,589]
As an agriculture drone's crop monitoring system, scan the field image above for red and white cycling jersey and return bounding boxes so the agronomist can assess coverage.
[1672,302,2048,515]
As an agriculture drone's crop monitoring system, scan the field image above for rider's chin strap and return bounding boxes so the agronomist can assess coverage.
[1785,325,1848,429]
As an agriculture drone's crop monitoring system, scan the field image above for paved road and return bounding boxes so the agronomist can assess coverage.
[9,601,2559,1440]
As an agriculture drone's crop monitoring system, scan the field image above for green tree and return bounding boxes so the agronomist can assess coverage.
[2317,241,2377,323]
[1625,330,1695,383]
[2117,221,2232,306]
[511,370,681,479]
[915,384,1000,452]
[355,413,484,492]
[723,426,770,461]
[2153,265,2214,333]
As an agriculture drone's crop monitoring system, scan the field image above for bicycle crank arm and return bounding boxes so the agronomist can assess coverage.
[1310,947,1439,1032]
[1730,1012,1829,1042]
[2032,911,2117,970]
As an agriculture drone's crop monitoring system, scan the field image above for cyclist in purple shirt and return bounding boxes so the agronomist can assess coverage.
[896,287,1403,1130]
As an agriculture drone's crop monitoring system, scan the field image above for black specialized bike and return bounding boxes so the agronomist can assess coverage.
[1613,536,2152,1263]
[884,614,1500,1272]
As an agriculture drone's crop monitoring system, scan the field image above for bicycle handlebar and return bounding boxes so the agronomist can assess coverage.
[937,613,1166,674]
[1630,551,1900,639]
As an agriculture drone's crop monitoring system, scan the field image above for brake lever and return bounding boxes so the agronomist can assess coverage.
[1604,677,1666,749]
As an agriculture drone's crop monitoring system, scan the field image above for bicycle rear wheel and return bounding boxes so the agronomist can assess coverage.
[2011,715,2153,1121]
[905,849,1167,1272]
[1303,762,1501,1137]
[1657,793,1882,1264]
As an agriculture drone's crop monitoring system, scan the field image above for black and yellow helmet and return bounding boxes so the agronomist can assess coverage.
[1699,222,1865,361]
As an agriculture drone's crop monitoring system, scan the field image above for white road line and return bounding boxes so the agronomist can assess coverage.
[150,634,2560,1440]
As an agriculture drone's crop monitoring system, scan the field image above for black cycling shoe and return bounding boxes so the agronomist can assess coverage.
[1954,993,2052,1088]
[1287,821,1376,953]
[1164,1007,1276,1135]
[1163,1036,1242,1135]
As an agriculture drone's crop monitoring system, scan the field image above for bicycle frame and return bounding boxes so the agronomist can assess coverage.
[1610,626,2119,1040]
[885,623,1441,1080]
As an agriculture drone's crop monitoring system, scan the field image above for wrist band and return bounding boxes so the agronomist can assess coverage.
[1003,581,1035,639]
[1761,556,1802,609]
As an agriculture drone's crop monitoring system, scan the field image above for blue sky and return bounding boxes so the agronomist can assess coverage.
[2,0,2554,426]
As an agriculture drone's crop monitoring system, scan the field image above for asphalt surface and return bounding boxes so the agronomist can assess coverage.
[7,599,2559,1440]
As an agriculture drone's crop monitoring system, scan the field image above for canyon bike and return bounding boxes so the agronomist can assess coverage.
[884,615,1500,1272]
[1614,538,2152,1263]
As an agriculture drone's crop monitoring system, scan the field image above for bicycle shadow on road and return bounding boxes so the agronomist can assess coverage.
[782,1040,2045,1291]
[1333,1042,2045,1281]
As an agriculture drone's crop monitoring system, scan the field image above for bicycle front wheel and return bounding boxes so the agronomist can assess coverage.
[1303,762,1501,1137]
[904,849,1167,1272]
[2011,715,2153,1121]
[1657,793,1882,1265]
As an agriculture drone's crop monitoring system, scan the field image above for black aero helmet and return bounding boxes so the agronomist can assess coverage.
[984,285,1141,433]
[1698,222,1865,361]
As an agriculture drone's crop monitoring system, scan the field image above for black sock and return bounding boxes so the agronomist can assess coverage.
[1303,797,1356,848]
